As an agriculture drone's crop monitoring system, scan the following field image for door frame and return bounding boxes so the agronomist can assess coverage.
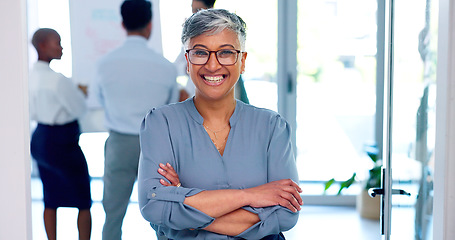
[277,0,298,152]
[380,0,455,239]
[380,0,394,237]
[0,0,33,239]
[433,0,455,239]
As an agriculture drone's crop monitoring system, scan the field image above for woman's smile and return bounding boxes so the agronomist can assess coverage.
[202,74,227,86]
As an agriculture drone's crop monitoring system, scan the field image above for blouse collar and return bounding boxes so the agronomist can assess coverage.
[33,60,51,69]
[185,97,243,127]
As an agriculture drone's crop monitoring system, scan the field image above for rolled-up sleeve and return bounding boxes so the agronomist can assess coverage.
[236,114,300,238]
[138,109,215,231]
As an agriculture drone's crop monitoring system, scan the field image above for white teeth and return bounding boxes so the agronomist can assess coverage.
[204,76,224,83]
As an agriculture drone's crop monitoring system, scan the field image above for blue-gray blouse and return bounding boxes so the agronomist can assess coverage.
[138,98,299,239]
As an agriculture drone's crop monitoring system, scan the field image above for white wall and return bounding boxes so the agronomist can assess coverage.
[434,0,455,239]
[0,0,32,239]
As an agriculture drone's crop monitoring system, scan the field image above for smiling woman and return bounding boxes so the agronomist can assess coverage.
[137,8,302,240]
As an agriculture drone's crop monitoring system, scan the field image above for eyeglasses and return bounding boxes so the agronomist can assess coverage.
[186,49,242,66]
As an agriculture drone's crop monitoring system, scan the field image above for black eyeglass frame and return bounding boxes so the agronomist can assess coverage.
[185,49,243,66]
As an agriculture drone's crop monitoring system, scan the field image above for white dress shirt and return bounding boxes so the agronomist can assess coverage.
[29,61,87,125]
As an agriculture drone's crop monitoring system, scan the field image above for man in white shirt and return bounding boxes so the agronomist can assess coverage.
[89,1,179,239]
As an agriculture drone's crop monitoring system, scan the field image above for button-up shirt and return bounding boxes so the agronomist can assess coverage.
[138,98,299,239]
[29,61,87,125]
[91,36,179,135]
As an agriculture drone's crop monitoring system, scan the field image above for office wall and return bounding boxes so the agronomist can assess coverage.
[0,0,32,239]
[434,0,455,239]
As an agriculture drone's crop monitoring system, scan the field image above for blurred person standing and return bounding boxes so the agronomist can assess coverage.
[29,28,92,240]
[191,0,216,13]
[89,0,180,239]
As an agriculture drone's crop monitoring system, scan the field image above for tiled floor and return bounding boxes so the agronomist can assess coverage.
[31,179,385,240]
[32,200,382,240]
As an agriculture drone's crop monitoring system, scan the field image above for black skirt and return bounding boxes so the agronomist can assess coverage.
[30,120,92,209]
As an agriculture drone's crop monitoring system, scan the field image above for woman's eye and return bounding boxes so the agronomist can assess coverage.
[193,50,208,57]
[218,50,236,57]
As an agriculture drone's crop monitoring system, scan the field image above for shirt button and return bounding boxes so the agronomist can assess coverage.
[151,193,156,197]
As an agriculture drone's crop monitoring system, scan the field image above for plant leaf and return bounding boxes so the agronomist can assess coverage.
[337,173,357,195]
[324,178,335,193]
[366,166,382,189]
[364,145,379,163]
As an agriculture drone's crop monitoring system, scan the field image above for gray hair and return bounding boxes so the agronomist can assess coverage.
[181,9,247,51]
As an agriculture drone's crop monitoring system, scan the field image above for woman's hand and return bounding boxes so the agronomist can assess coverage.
[243,179,303,212]
[78,84,88,97]
[158,163,181,187]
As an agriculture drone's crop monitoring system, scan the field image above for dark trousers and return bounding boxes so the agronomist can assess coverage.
[169,232,285,240]
[262,233,286,240]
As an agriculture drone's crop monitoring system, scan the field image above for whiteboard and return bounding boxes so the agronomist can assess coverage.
[68,0,162,132]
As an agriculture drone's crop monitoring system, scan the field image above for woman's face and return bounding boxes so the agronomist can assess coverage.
[42,33,63,61]
[186,29,247,102]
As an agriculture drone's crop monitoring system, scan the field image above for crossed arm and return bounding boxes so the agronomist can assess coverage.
[158,163,303,236]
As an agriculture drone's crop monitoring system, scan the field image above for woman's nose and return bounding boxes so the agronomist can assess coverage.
[205,52,222,71]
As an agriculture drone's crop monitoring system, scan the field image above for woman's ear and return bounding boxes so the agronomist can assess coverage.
[36,40,49,58]
[240,52,247,73]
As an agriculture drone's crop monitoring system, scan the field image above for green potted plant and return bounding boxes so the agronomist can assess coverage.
[324,145,382,219]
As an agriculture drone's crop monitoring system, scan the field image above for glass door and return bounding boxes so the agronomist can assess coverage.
[296,0,378,194]
[381,0,437,239]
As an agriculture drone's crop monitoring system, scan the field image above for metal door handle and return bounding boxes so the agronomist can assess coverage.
[368,188,411,198]
[287,73,293,93]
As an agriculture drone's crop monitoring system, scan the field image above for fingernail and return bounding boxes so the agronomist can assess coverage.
[158,168,164,173]
[167,163,171,167]
[159,163,165,167]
